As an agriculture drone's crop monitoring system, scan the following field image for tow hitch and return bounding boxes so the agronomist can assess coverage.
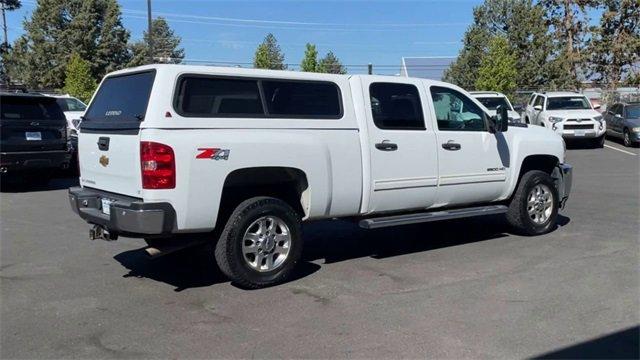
[89,225,118,241]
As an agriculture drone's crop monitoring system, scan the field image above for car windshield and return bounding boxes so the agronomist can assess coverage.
[56,98,87,112]
[546,96,591,110]
[626,105,640,119]
[475,97,512,111]
[0,95,66,120]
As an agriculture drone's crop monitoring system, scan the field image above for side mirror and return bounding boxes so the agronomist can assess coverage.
[594,104,602,110]
[493,105,509,132]
[534,105,543,111]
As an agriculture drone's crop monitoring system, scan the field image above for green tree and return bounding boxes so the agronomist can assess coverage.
[63,53,97,103]
[444,26,490,89]
[539,0,600,89]
[445,0,555,91]
[4,0,130,89]
[318,51,347,74]
[127,17,184,67]
[300,43,319,72]
[253,33,287,70]
[475,36,518,98]
[587,0,640,89]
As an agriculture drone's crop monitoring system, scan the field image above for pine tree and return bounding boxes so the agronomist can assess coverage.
[253,33,287,70]
[4,0,130,89]
[475,36,518,98]
[300,43,319,72]
[445,0,555,91]
[539,0,600,89]
[587,0,640,89]
[63,53,97,103]
[318,51,347,74]
[127,17,184,67]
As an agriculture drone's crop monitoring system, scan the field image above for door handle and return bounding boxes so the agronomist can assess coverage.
[442,140,461,151]
[375,140,398,151]
[97,137,110,151]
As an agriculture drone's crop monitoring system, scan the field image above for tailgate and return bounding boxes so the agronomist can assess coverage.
[78,70,156,197]
[78,132,142,197]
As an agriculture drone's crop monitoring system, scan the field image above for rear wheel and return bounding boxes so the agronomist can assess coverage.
[214,196,302,289]
[507,170,559,236]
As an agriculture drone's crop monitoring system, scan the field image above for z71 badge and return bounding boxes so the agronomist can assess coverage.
[196,148,230,160]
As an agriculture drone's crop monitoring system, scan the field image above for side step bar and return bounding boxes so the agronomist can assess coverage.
[359,205,508,229]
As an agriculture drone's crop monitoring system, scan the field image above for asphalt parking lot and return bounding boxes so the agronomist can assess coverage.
[1,139,638,359]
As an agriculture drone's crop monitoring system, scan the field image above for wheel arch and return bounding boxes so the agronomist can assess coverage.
[219,166,310,222]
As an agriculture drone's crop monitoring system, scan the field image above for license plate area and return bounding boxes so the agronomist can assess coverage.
[25,132,42,141]
[101,198,113,215]
[574,130,586,137]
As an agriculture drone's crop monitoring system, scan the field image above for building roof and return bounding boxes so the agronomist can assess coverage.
[399,57,456,81]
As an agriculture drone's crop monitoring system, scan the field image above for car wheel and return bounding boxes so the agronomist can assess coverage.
[506,170,559,236]
[214,196,302,289]
[525,117,530,124]
[593,135,605,148]
[623,129,631,147]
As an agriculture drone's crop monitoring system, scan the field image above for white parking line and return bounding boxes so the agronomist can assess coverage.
[604,144,637,156]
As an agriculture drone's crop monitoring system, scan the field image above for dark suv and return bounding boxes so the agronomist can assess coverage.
[1,92,71,184]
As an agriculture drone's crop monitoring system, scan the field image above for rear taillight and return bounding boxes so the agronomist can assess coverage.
[140,141,175,189]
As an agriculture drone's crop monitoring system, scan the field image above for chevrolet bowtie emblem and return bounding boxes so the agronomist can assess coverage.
[99,155,109,167]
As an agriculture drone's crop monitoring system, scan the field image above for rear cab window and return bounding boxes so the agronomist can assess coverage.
[82,70,156,131]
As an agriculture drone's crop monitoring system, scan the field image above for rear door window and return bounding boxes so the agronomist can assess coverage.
[82,70,155,130]
[369,83,424,130]
[0,96,65,121]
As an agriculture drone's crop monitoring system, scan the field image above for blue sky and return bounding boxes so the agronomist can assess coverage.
[7,0,487,74]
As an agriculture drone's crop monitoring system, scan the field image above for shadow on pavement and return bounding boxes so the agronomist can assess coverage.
[533,326,639,359]
[112,213,570,291]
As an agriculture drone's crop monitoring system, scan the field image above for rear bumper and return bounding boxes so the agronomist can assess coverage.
[553,163,573,209]
[68,186,176,236]
[0,150,71,172]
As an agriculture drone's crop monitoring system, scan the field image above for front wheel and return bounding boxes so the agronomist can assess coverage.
[593,134,605,148]
[506,170,559,236]
[214,196,302,289]
[623,129,632,147]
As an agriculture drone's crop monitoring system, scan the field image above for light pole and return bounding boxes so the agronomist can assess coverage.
[2,2,8,48]
[147,0,153,63]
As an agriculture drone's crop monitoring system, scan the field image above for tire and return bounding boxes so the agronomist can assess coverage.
[506,170,559,236]
[593,134,605,148]
[214,196,302,289]
[525,117,530,124]
[623,129,631,147]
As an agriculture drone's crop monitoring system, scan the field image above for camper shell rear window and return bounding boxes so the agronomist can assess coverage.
[174,75,343,119]
[82,70,156,131]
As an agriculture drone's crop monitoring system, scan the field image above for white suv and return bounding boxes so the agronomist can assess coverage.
[524,91,606,147]
[470,91,522,123]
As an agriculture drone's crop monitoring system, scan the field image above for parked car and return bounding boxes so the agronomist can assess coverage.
[523,91,606,147]
[0,92,71,183]
[605,102,640,147]
[69,65,572,288]
[44,94,86,161]
[470,91,522,123]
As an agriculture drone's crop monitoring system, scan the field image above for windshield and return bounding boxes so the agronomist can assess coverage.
[56,98,87,112]
[83,70,155,130]
[475,97,512,111]
[546,96,592,110]
[1,95,66,121]
[626,105,640,119]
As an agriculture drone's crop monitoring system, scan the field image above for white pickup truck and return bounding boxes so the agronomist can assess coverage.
[69,65,572,288]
